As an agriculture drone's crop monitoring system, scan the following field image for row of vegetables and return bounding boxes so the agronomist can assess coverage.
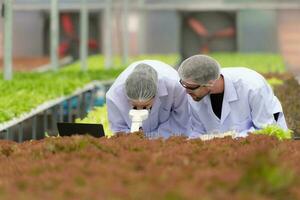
[0,53,287,126]
[75,105,293,140]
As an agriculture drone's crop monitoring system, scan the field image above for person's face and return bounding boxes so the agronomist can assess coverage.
[130,97,155,111]
[179,79,213,102]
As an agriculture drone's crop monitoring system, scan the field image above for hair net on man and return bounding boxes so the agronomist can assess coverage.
[178,55,221,85]
[125,63,158,102]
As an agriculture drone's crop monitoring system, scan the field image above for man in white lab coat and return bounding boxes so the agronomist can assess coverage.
[177,55,287,138]
[106,60,191,138]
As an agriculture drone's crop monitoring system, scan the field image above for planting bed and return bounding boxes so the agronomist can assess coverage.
[273,76,300,136]
[0,134,300,200]
[0,73,299,200]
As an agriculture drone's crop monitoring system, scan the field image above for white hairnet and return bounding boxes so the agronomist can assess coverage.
[178,55,221,85]
[125,63,158,101]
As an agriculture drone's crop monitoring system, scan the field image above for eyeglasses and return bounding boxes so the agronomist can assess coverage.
[179,79,213,91]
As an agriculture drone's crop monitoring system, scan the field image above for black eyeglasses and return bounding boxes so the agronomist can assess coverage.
[179,79,213,91]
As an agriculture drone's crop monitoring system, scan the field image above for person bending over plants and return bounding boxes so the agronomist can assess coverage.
[178,55,287,138]
[106,60,191,138]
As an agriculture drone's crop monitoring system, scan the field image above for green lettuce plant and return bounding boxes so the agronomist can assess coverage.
[254,125,293,140]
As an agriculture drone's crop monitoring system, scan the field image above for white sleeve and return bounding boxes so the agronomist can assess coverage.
[249,85,279,129]
[157,84,192,138]
[106,98,130,134]
[188,103,206,139]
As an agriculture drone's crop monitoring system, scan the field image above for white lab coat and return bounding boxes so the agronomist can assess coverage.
[189,67,287,138]
[106,60,191,138]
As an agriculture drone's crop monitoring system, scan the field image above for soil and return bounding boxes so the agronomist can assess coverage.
[273,76,300,136]
[262,72,294,80]
[1,134,300,200]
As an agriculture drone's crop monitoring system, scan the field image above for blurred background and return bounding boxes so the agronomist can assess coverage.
[0,0,300,74]
[0,0,299,141]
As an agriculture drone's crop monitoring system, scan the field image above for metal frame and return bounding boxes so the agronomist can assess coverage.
[80,0,89,71]
[3,0,13,80]
[7,0,299,79]
[13,1,107,11]
[135,2,300,11]
[103,0,113,68]
[2,0,115,80]
[0,80,113,142]
[50,0,59,71]
[12,0,300,11]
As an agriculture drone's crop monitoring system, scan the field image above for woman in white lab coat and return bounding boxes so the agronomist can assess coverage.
[177,55,287,138]
[106,60,191,138]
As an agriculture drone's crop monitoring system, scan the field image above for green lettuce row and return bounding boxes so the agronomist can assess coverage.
[0,68,123,123]
[210,53,286,73]
[0,53,286,123]
[63,53,286,73]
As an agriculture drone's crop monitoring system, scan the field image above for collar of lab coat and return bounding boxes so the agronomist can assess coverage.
[222,73,238,102]
[221,73,239,123]
[202,72,238,123]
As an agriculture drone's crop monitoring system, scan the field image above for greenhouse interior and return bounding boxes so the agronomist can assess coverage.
[0,0,300,199]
